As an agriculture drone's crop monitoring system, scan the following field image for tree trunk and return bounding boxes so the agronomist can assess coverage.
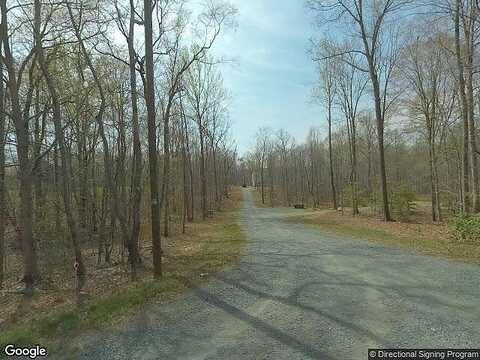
[127,0,142,277]
[465,33,479,212]
[199,120,207,220]
[162,101,173,238]
[182,113,194,222]
[351,133,359,216]
[371,73,392,221]
[213,146,220,209]
[327,100,337,209]
[1,1,38,291]
[428,128,439,222]
[144,0,162,278]
[261,158,265,205]
[455,0,470,214]
[0,46,5,289]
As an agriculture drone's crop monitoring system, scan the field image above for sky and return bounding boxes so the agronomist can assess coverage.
[210,1,323,155]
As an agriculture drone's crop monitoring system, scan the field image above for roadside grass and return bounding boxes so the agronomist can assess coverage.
[0,277,184,349]
[0,193,246,354]
[286,209,480,264]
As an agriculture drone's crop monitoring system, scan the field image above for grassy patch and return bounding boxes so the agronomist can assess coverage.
[0,276,185,351]
[0,206,246,353]
[289,215,399,242]
[287,210,480,264]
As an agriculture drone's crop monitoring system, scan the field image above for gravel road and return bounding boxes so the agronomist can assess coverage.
[72,188,480,360]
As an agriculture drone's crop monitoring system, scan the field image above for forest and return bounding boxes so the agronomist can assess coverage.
[1,0,480,357]
[0,0,240,307]
[247,0,480,231]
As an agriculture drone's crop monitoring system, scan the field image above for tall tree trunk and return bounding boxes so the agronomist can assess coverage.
[162,101,173,238]
[327,100,337,209]
[33,89,46,223]
[181,113,189,233]
[0,44,5,289]
[465,26,479,212]
[428,127,438,222]
[182,113,194,222]
[432,143,442,222]
[260,158,265,205]
[213,146,220,209]
[351,132,359,216]
[269,156,274,206]
[199,120,207,220]
[53,143,61,235]
[144,0,162,278]
[371,73,391,221]
[1,1,38,291]
[127,0,142,277]
[455,0,470,213]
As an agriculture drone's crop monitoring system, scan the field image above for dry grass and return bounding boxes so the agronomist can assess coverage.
[287,208,480,264]
[0,188,246,349]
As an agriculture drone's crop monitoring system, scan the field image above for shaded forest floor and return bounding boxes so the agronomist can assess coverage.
[251,190,480,264]
[0,189,246,351]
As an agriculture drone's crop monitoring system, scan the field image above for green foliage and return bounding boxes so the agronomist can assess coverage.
[0,327,38,348]
[0,278,184,352]
[38,311,81,337]
[450,214,480,244]
[342,183,368,208]
[85,277,183,327]
[441,191,462,215]
[389,185,417,219]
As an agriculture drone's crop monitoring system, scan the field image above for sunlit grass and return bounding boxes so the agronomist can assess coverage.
[0,208,246,354]
[288,211,480,264]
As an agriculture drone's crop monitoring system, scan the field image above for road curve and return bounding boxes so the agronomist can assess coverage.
[73,189,480,360]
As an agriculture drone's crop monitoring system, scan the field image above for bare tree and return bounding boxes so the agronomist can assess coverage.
[1,0,39,292]
[112,0,143,277]
[401,32,455,221]
[143,0,163,278]
[254,128,272,205]
[335,51,368,215]
[0,34,5,289]
[309,0,409,221]
[35,0,88,293]
[314,41,338,209]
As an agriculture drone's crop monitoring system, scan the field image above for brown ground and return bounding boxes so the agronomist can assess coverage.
[0,188,244,332]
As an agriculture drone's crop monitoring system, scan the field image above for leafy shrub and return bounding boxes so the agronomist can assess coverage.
[451,214,480,244]
[441,191,462,215]
[342,184,368,208]
[389,185,417,220]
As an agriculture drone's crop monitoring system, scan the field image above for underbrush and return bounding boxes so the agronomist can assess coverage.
[450,214,480,244]
[0,192,246,354]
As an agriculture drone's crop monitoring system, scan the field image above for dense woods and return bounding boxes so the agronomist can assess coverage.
[2,0,480,313]
[247,1,480,232]
[2,1,480,357]
[0,0,238,295]
[1,1,480,357]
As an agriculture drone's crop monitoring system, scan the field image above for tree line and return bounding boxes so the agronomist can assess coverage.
[248,0,480,225]
[0,0,237,295]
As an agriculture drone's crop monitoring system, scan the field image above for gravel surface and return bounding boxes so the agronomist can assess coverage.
[69,189,480,360]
